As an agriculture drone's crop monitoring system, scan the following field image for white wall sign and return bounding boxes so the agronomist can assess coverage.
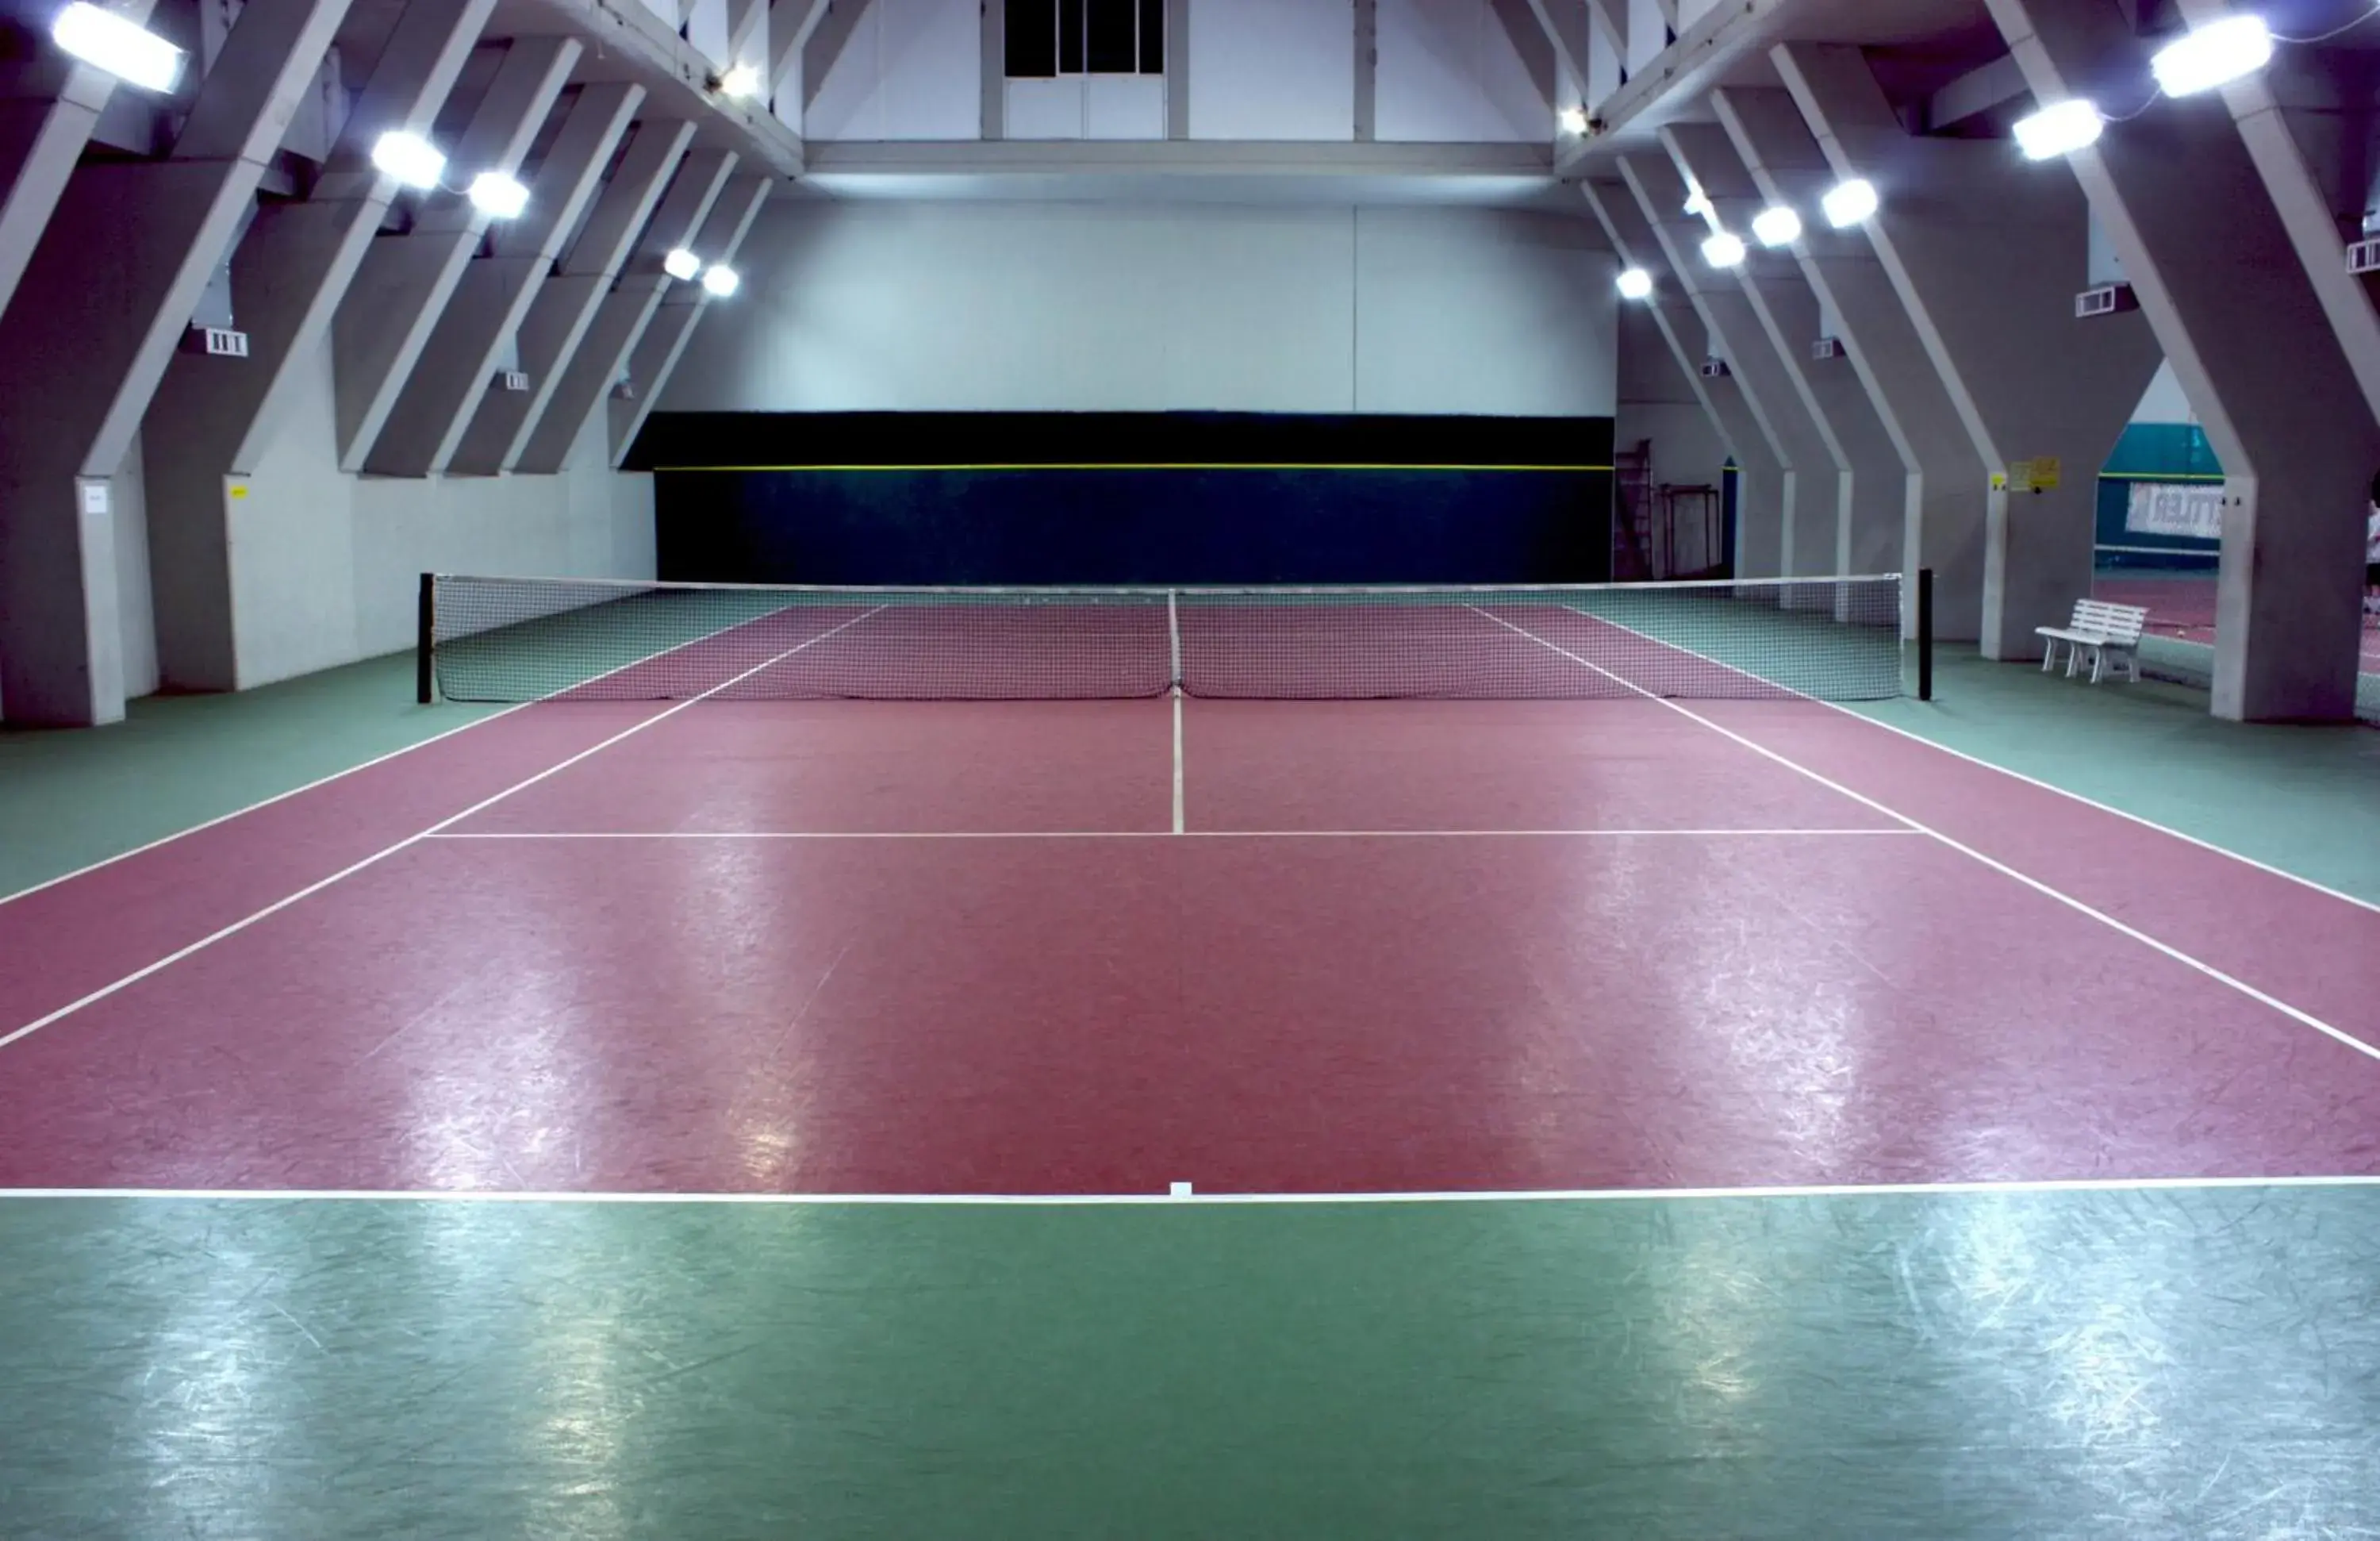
[2125,481,2224,542]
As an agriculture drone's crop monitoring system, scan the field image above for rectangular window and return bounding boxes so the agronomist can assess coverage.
[1006,0,1164,78]
[1085,0,1134,72]
[1058,0,1085,73]
[1005,0,1055,76]
[1138,0,1163,75]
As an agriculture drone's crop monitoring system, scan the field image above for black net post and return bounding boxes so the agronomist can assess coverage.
[1916,567,1934,702]
[416,573,436,705]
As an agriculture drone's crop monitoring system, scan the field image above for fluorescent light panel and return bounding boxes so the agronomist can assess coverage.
[370,131,447,190]
[2014,98,2104,161]
[51,2,182,92]
[663,248,703,281]
[466,171,528,218]
[1751,206,1802,248]
[701,264,741,298]
[1822,178,1879,228]
[718,62,763,98]
[1617,267,1654,300]
[2151,13,2273,97]
[1702,231,1748,269]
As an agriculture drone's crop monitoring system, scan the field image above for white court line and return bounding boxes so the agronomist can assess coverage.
[1172,690,1186,835]
[423,828,1922,841]
[1835,698,2380,919]
[0,703,535,911]
[0,607,891,1055]
[1569,601,2380,921]
[0,595,844,912]
[4,1172,2380,1206]
[1468,605,2380,1065]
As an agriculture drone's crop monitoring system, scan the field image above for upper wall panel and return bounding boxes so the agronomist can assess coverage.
[1188,0,1356,141]
[1375,0,1546,144]
[656,201,1616,417]
[809,0,981,141]
[804,0,1572,144]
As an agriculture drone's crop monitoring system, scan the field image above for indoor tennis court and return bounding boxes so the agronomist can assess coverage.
[10,0,2380,1531]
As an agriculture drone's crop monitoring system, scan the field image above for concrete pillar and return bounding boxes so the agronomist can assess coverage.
[1618,150,1832,584]
[511,148,736,476]
[1715,83,1990,640]
[447,119,696,477]
[141,0,496,690]
[330,35,579,471]
[1777,41,2163,663]
[608,172,773,465]
[1664,121,1902,609]
[1583,179,1784,575]
[0,0,349,725]
[1987,0,2377,721]
[0,13,154,322]
[2178,14,2380,425]
[365,81,643,477]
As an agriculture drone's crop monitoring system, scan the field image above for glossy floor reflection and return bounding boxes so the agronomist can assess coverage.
[2,1187,2375,1538]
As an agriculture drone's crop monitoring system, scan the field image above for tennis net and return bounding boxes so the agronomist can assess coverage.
[421,574,1910,704]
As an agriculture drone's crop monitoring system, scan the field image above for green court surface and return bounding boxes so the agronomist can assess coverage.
[3,650,2378,1535]
[0,654,502,899]
[5,1189,2377,1538]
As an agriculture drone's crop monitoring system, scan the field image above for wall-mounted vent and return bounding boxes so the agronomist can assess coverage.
[496,370,531,393]
[2075,282,2138,320]
[2348,238,2380,275]
[1810,336,1844,361]
[182,325,249,358]
[1699,357,1730,379]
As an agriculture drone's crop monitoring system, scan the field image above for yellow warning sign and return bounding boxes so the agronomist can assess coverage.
[228,484,248,499]
[2003,458,2061,494]
[1990,471,2009,492]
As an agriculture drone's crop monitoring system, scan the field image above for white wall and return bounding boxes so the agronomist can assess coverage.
[1614,302,1729,499]
[1375,0,1545,143]
[807,0,1557,144]
[809,0,980,141]
[1189,0,1353,140]
[661,201,1618,417]
[2132,359,2195,425]
[1626,0,1667,73]
[225,335,655,687]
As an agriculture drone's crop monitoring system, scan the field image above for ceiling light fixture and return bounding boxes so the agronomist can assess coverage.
[1821,177,1879,228]
[2013,98,2105,161]
[50,2,182,91]
[1751,206,1802,248]
[1702,230,1748,269]
[466,171,529,218]
[370,130,447,190]
[2151,13,2273,97]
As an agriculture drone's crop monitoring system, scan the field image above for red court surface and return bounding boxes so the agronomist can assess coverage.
[3,682,2378,1197]
[2098,573,2380,671]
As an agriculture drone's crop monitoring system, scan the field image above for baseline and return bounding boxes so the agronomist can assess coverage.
[5,1172,2380,1205]
[422,828,1927,841]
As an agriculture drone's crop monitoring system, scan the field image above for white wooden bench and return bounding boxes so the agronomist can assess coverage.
[2037,598,2148,684]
